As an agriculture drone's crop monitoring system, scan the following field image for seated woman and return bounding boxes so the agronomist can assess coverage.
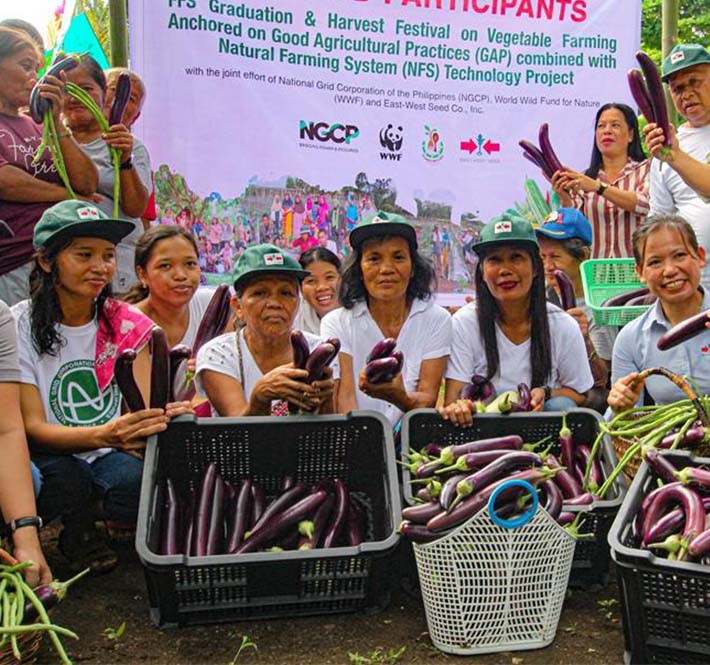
[321,212,452,427]
[0,299,51,586]
[441,216,593,426]
[536,208,615,410]
[13,200,191,572]
[294,247,341,335]
[195,244,335,416]
[123,225,230,349]
[609,215,710,410]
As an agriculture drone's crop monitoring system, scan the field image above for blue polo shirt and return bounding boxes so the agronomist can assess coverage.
[611,289,710,405]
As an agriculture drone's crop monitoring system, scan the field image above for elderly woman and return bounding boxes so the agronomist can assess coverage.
[62,54,151,292]
[551,102,650,259]
[0,28,98,305]
[321,212,451,427]
[536,208,615,408]
[441,216,593,426]
[609,215,710,410]
[195,244,335,416]
[12,200,191,571]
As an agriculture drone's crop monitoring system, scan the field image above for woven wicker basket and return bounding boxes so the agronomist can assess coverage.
[0,549,43,665]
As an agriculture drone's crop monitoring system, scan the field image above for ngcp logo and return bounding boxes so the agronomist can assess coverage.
[299,121,360,145]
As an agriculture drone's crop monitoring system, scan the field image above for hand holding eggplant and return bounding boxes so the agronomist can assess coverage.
[98,407,169,448]
[565,306,590,339]
[251,365,322,414]
[643,121,679,163]
[358,364,406,407]
[529,387,547,411]
[102,124,134,164]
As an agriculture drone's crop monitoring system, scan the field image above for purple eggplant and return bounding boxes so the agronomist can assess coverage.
[625,293,657,306]
[636,51,672,149]
[557,511,575,526]
[576,444,603,490]
[515,383,532,412]
[399,521,443,544]
[538,123,564,174]
[420,443,444,457]
[281,474,296,492]
[601,287,651,308]
[415,479,441,502]
[323,479,350,548]
[364,356,400,384]
[558,414,575,469]
[660,424,706,449]
[435,449,514,475]
[519,139,554,179]
[108,72,132,126]
[460,374,496,403]
[305,341,338,383]
[250,483,307,535]
[562,492,594,506]
[657,310,710,351]
[554,270,575,311]
[236,488,328,554]
[642,498,710,546]
[628,68,656,125]
[28,55,80,123]
[545,454,583,498]
[439,473,469,511]
[22,568,89,622]
[226,479,253,553]
[346,502,364,546]
[250,484,265,527]
[161,478,182,555]
[367,338,397,363]
[182,491,195,555]
[402,500,443,525]
[298,493,334,550]
[633,481,683,543]
[688,528,710,558]
[541,480,563,520]
[114,348,145,412]
[435,435,524,468]
[644,449,680,484]
[206,475,225,555]
[191,463,218,557]
[149,327,170,410]
[643,483,706,548]
[193,285,231,355]
[675,465,710,490]
[168,344,192,403]
[290,330,310,370]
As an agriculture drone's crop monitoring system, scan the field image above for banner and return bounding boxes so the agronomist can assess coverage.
[129,0,641,294]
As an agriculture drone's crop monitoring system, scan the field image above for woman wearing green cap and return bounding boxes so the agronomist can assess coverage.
[195,244,335,416]
[11,200,192,572]
[441,216,593,425]
[321,212,451,427]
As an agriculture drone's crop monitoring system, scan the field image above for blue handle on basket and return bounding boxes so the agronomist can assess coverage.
[487,479,538,529]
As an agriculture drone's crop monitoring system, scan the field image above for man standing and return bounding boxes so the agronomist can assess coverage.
[645,44,710,287]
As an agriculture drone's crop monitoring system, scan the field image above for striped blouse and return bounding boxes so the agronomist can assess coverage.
[579,159,651,259]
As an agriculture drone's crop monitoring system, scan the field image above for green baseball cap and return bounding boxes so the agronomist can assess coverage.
[231,243,309,290]
[473,215,539,255]
[662,43,710,82]
[33,200,134,250]
[349,210,417,250]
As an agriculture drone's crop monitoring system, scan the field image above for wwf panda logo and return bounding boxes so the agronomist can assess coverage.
[379,124,403,152]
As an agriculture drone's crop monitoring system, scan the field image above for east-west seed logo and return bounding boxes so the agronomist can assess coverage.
[49,359,120,426]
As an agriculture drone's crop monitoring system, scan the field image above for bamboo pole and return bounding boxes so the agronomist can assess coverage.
[109,0,129,67]
[662,0,679,123]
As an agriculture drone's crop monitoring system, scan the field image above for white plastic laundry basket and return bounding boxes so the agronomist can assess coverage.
[413,480,576,655]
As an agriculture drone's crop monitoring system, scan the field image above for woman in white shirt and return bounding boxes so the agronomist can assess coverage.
[441,216,593,426]
[294,246,341,335]
[321,212,452,427]
[195,244,335,416]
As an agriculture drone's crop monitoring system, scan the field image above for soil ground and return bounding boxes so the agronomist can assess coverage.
[35,526,625,665]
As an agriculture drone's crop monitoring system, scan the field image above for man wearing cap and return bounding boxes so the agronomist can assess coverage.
[194,244,335,417]
[645,43,710,286]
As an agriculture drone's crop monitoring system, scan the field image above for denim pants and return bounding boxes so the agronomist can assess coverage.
[543,396,578,412]
[32,450,143,524]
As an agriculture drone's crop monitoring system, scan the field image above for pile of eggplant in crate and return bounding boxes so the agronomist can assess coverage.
[400,415,610,543]
[628,450,710,562]
[157,464,365,556]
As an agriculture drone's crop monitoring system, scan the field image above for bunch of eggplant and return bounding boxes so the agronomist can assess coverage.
[459,378,532,414]
[364,338,403,384]
[289,330,341,413]
[601,286,655,308]
[399,415,607,543]
[519,123,564,179]
[629,451,710,563]
[158,465,365,556]
[628,51,672,156]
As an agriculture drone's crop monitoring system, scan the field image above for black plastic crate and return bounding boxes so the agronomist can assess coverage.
[608,450,710,664]
[400,408,627,588]
[136,411,402,627]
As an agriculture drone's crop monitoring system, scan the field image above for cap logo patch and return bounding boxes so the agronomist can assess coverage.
[77,206,100,220]
[263,253,284,266]
[671,51,685,64]
[494,221,512,234]
[373,215,388,224]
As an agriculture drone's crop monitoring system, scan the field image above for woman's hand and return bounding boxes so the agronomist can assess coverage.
[643,121,678,162]
[437,398,475,427]
[12,528,52,587]
[549,170,576,207]
[530,387,546,411]
[38,73,66,123]
[358,370,406,406]
[251,366,318,412]
[608,372,644,412]
[565,306,590,339]
[556,169,600,195]
[99,408,169,448]
[102,124,134,163]
[304,368,335,413]
[165,401,194,418]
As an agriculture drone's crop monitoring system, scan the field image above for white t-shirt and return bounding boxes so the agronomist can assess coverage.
[180,288,216,349]
[320,298,453,426]
[650,123,710,286]
[11,300,121,464]
[293,299,322,336]
[446,301,594,394]
[194,329,325,411]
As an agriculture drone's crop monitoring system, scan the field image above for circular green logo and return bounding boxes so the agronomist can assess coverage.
[49,360,120,426]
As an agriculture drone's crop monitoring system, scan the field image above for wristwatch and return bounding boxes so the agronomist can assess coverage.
[3,516,42,536]
[543,386,552,402]
[596,181,609,196]
[119,156,134,170]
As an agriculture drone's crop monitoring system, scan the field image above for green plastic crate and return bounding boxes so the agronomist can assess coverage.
[580,258,651,327]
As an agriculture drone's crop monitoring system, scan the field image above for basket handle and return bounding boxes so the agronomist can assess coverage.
[487,479,538,529]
